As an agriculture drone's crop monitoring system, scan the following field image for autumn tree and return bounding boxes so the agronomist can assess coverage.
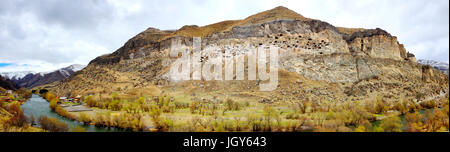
[38,116,68,132]
[263,105,280,131]
[380,116,402,132]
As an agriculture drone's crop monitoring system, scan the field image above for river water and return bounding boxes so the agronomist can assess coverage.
[21,94,122,132]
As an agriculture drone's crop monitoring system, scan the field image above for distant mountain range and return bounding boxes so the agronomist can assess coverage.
[0,75,19,90]
[0,64,85,89]
[418,59,449,75]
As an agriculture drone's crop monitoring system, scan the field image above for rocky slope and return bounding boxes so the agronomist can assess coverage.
[46,6,448,103]
[1,64,85,89]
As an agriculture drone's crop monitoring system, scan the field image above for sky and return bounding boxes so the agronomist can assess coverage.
[0,0,448,72]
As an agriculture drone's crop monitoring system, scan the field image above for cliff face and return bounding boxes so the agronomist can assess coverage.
[47,6,448,103]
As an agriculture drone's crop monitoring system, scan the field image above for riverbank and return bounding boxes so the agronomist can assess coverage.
[21,94,124,132]
[49,90,449,132]
[1,90,42,132]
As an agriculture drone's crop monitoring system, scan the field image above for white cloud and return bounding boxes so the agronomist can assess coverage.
[0,0,448,72]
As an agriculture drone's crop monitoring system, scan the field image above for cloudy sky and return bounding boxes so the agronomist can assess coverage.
[0,0,448,72]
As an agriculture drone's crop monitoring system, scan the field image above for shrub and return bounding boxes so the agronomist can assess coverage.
[374,98,389,114]
[49,98,58,111]
[85,96,95,107]
[380,116,402,132]
[6,103,27,127]
[225,99,241,111]
[246,114,263,132]
[39,89,49,95]
[78,113,91,125]
[45,92,57,102]
[38,116,68,132]
[190,101,199,114]
[420,100,437,109]
[174,101,189,109]
[404,112,424,132]
[263,105,280,131]
[55,106,74,120]
[72,126,86,132]
[137,97,145,104]
[428,108,449,132]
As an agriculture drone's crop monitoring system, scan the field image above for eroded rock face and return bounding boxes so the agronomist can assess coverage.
[47,7,448,102]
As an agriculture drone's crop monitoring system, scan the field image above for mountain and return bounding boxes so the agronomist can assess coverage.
[0,71,37,80]
[0,75,19,91]
[46,6,448,103]
[418,59,449,75]
[0,64,86,89]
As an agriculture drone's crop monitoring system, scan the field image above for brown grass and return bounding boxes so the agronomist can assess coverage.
[336,27,366,35]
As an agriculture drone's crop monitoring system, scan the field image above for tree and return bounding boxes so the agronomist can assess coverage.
[45,93,56,101]
[404,112,424,132]
[28,115,35,126]
[39,89,49,95]
[78,113,91,125]
[190,101,198,114]
[49,98,58,111]
[150,106,162,129]
[428,108,449,132]
[112,92,119,100]
[354,125,366,132]
[263,105,279,131]
[38,116,68,132]
[7,103,27,127]
[85,96,95,107]
[380,116,402,132]
[137,97,145,104]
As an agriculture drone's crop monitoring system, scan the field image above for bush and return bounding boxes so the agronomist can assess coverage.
[263,105,279,131]
[380,116,402,132]
[420,100,437,109]
[38,116,68,132]
[45,92,57,101]
[55,106,74,120]
[85,96,95,107]
[374,98,389,114]
[6,103,27,127]
[190,101,199,114]
[427,108,449,132]
[72,126,86,132]
[175,101,189,109]
[39,89,49,95]
[49,98,58,111]
[78,113,91,125]
[225,99,241,111]
[246,114,263,131]
[404,112,424,132]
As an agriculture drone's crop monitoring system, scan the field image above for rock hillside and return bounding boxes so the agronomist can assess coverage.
[45,6,448,103]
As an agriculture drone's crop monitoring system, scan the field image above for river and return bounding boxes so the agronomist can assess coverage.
[21,94,123,132]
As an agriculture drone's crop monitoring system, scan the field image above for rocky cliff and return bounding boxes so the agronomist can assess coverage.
[46,6,448,103]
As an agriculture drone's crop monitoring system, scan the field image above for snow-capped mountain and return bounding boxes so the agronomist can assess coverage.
[418,59,449,75]
[65,64,85,72]
[0,64,86,89]
[0,71,37,80]
[58,64,86,77]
